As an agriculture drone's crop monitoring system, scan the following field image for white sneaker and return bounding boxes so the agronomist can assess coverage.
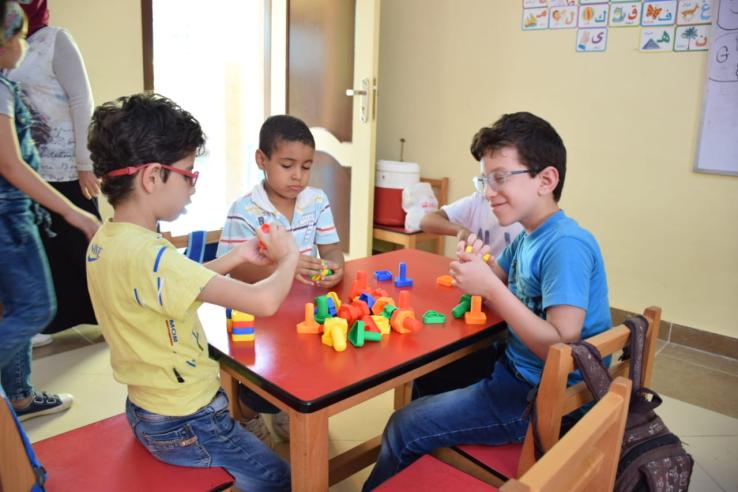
[31,333,53,348]
[241,414,274,449]
[272,411,290,441]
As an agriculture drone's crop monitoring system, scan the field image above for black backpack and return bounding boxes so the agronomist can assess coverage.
[570,316,694,492]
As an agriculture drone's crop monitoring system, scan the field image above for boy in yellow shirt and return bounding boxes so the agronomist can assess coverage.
[86,93,297,491]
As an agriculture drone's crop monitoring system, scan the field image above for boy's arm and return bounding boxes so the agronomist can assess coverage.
[420,209,472,240]
[198,225,299,316]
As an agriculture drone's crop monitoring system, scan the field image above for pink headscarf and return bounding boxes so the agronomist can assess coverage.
[20,0,47,36]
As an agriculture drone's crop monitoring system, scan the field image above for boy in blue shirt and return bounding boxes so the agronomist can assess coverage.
[363,112,611,490]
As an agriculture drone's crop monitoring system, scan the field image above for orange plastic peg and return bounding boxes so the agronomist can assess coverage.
[297,303,321,334]
[464,295,487,325]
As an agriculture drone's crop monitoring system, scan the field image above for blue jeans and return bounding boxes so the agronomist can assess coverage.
[126,389,291,492]
[0,202,56,400]
[363,357,534,491]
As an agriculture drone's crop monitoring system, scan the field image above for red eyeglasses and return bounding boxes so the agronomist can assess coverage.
[106,163,199,186]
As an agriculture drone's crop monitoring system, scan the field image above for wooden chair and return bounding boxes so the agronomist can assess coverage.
[0,399,233,492]
[431,306,661,486]
[376,377,632,492]
[372,176,449,255]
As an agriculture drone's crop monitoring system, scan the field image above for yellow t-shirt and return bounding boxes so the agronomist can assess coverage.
[86,220,219,416]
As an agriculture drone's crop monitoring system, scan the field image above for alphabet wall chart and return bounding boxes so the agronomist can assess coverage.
[522,0,714,53]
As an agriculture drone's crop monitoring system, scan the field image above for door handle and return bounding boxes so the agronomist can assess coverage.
[345,78,370,123]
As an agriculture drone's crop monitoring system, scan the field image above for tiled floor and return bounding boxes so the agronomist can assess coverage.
[21,326,738,491]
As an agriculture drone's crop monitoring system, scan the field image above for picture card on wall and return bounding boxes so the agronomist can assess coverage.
[579,0,604,4]
[576,28,608,51]
[677,0,713,25]
[640,26,676,51]
[610,2,643,26]
[674,24,710,50]
[549,0,577,6]
[523,7,550,29]
[523,0,548,8]
[579,3,610,27]
[550,6,579,28]
[642,1,678,26]
[717,0,738,29]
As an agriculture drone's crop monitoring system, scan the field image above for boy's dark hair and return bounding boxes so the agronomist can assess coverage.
[88,93,206,206]
[470,112,567,201]
[258,114,315,158]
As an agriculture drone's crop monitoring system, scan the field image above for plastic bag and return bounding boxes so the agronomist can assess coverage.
[402,182,438,232]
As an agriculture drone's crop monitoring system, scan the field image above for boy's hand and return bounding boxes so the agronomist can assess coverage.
[256,223,297,262]
[295,256,340,285]
[450,253,499,296]
[232,238,272,266]
[64,207,101,241]
[313,261,344,288]
[456,233,492,263]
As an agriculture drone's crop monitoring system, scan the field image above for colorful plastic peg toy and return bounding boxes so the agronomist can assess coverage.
[464,295,487,325]
[297,303,321,334]
[422,310,447,324]
[452,294,472,319]
[349,271,368,299]
[397,290,412,310]
[370,315,390,335]
[394,262,413,288]
[371,297,395,316]
[436,275,454,287]
[390,309,421,334]
[374,270,393,281]
[257,223,270,251]
[228,309,256,341]
[348,320,382,348]
[321,318,348,352]
[314,296,331,323]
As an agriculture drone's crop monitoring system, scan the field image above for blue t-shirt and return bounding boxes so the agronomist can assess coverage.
[497,210,611,386]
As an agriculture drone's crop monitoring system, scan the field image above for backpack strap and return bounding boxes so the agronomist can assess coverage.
[621,315,649,392]
[570,341,612,401]
[185,230,207,264]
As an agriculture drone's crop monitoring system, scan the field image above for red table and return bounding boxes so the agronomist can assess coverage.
[201,249,506,491]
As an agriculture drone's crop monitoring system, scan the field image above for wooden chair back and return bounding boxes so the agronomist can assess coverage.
[517,305,661,475]
[0,397,39,492]
[501,377,632,492]
[162,229,222,250]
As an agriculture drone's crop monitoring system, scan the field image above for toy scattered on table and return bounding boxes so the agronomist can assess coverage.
[436,274,454,287]
[452,294,472,319]
[297,303,321,334]
[314,296,332,323]
[257,223,270,251]
[362,314,382,334]
[394,262,413,288]
[358,292,376,310]
[321,317,348,352]
[227,309,256,341]
[310,260,334,282]
[372,296,395,316]
[374,269,393,281]
[422,310,447,324]
[349,270,368,299]
[348,320,382,348]
[326,291,342,310]
[464,295,487,325]
[371,315,390,335]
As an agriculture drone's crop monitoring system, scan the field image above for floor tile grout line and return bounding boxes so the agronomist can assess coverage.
[695,462,727,492]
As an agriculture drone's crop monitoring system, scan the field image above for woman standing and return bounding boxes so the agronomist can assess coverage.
[6,0,100,346]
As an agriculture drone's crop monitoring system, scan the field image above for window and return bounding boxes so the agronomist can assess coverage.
[144,0,271,235]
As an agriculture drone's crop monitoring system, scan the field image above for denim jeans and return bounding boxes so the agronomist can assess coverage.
[0,202,56,400]
[363,357,534,490]
[126,389,291,492]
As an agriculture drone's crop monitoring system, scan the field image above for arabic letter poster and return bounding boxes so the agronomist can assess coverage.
[716,0,738,29]
[523,0,548,8]
[610,2,643,27]
[674,24,710,50]
[580,0,605,4]
[522,7,550,30]
[676,0,714,25]
[550,6,579,28]
[639,26,676,51]
[549,0,577,6]
[576,27,608,51]
[641,1,679,26]
[578,3,610,27]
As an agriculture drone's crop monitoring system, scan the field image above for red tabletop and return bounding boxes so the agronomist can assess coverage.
[201,249,505,412]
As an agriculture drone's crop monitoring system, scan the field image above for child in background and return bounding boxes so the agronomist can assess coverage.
[363,112,611,490]
[0,1,99,421]
[86,93,298,491]
[217,114,345,445]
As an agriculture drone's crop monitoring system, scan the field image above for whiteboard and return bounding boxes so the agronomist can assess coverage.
[695,0,738,176]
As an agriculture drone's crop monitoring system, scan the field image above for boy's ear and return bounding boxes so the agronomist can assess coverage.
[255,149,267,170]
[537,166,559,197]
[140,164,162,194]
